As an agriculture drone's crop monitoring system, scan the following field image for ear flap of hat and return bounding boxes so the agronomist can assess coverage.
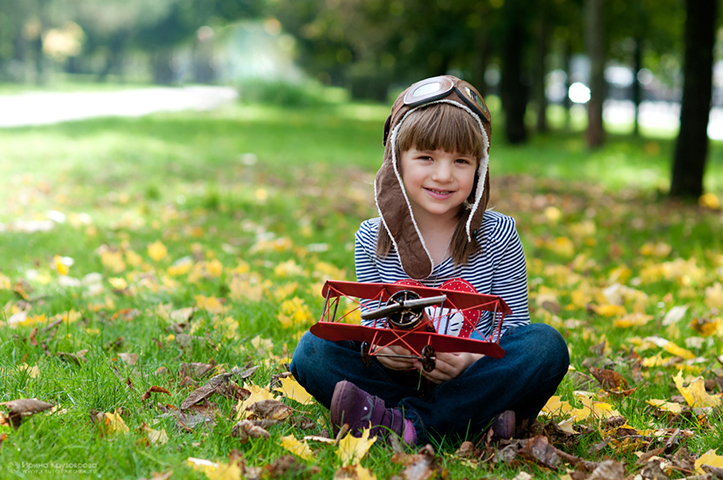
[375,154,434,280]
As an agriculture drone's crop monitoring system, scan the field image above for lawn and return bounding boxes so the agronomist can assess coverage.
[1,94,723,479]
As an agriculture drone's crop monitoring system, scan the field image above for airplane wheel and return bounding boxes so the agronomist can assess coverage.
[360,341,371,367]
[421,345,436,372]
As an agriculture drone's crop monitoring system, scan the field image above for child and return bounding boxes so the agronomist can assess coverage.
[290,75,569,446]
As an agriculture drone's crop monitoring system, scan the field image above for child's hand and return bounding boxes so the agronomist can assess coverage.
[376,345,417,371]
[415,352,483,383]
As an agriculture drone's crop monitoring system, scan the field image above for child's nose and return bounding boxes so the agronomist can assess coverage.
[433,162,453,182]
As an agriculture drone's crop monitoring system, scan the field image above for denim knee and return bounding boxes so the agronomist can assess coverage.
[290,332,318,378]
[531,323,570,379]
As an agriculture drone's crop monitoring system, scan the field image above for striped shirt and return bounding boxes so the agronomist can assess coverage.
[354,210,530,338]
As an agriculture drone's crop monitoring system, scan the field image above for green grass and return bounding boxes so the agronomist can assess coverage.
[1,94,723,479]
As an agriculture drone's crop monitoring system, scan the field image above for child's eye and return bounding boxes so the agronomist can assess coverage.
[455,158,472,164]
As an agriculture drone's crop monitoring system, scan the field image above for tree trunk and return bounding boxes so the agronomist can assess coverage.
[500,0,529,144]
[534,0,549,133]
[585,0,604,147]
[563,40,572,130]
[670,0,717,198]
[151,48,175,85]
[472,34,489,98]
[632,36,643,136]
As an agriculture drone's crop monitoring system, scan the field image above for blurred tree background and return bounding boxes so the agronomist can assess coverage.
[0,0,720,197]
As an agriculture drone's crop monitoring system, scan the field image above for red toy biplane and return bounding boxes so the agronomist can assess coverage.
[310,280,511,372]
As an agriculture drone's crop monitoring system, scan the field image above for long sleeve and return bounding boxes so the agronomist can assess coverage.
[473,216,530,339]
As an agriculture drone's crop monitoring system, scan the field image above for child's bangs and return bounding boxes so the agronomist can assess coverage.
[397,103,483,159]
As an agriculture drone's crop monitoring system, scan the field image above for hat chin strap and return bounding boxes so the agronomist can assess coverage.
[375,99,490,279]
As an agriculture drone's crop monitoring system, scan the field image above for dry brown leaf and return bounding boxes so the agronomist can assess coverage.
[179,362,215,379]
[455,441,480,459]
[334,464,376,479]
[231,419,274,443]
[29,327,38,346]
[167,322,188,333]
[106,337,124,350]
[587,459,625,480]
[216,383,250,402]
[639,460,670,480]
[517,435,559,469]
[289,416,316,430]
[589,367,629,390]
[111,308,141,321]
[391,444,447,480]
[234,365,259,380]
[13,280,32,300]
[119,352,138,365]
[141,386,172,401]
[57,349,89,365]
[0,398,54,429]
[158,408,215,431]
[246,399,292,420]
[180,384,218,411]
[263,455,317,478]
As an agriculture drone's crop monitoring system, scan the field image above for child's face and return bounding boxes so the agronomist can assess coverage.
[400,147,477,223]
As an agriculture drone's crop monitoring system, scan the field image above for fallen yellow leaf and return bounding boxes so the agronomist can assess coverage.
[613,312,653,328]
[0,272,11,290]
[594,304,627,317]
[279,434,314,461]
[125,250,143,267]
[646,399,683,414]
[337,428,377,466]
[104,410,129,435]
[705,283,723,309]
[663,341,695,360]
[53,255,69,275]
[695,449,723,475]
[334,464,377,480]
[277,297,313,328]
[699,193,720,209]
[274,259,304,277]
[195,295,224,314]
[275,376,314,405]
[147,241,168,262]
[100,249,126,273]
[674,370,721,408]
[186,458,242,480]
[206,259,223,278]
[108,277,128,290]
[236,384,276,420]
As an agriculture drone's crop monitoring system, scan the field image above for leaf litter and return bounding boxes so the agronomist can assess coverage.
[2,164,723,478]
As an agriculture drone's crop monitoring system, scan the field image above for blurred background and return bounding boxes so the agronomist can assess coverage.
[0,0,721,196]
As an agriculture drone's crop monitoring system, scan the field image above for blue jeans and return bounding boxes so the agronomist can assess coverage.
[290,323,569,445]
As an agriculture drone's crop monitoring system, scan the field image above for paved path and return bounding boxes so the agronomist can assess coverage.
[1,86,720,140]
[0,86,238,128]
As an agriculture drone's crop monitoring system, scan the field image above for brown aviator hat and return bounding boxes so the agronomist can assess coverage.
[375,75,492,280]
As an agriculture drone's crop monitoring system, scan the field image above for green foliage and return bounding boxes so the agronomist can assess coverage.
[236,78,342,107]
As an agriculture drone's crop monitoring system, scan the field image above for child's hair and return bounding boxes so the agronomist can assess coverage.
[376,103,488,266]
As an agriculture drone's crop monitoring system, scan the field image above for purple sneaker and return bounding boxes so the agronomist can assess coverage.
[490,410,516,439]
[330,380,410,442]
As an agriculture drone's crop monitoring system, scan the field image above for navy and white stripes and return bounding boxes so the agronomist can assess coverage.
[354,210,530,338]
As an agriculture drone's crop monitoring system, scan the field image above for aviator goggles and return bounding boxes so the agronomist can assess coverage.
[384,75,491,145]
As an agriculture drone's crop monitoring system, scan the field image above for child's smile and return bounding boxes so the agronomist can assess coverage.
[400,147,477,224]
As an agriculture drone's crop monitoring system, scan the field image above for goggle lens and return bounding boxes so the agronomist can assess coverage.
[411,82,444,99]
[464,86,489,117]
